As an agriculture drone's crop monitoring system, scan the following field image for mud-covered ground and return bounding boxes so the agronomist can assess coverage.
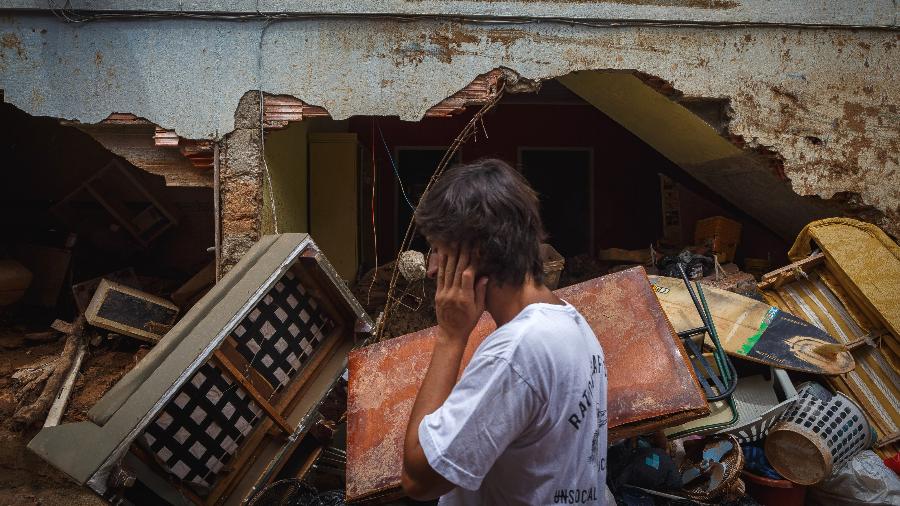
[0,317,143,505]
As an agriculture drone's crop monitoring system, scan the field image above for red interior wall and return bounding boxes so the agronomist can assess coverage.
[347,101,788,268]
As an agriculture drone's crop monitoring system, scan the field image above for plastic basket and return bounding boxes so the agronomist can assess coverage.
[764,382,874,485]
[694,216,741,263]
[717,369,797,445]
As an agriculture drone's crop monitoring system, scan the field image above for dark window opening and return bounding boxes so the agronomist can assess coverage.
[394,148,461,253]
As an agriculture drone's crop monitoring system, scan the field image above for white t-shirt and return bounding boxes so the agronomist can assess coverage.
[419,302,608,505]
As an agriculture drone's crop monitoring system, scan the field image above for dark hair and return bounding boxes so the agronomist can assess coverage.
[414,158,545,286]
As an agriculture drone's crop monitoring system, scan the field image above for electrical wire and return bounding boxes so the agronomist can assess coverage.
[375,87,504,341]
[366,117,379,307]
[377,121,415,212]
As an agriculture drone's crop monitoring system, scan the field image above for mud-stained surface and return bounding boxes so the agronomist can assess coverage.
[0,321,141,505]
[63,348,144,424]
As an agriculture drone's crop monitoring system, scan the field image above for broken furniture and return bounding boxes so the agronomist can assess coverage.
[85,279,180,343]
[29,234,373,506]
[344,266,708,504]
[72,268,141,314]
[50,159,177,248]
[679,435,745,502]
[758,217,900,459]
[670,265,737,403]
[650,272,855,376]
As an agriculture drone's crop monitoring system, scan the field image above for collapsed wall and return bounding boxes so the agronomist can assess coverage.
[1,15,897,270]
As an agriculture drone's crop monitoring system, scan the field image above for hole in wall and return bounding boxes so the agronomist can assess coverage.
[255,69,795,339]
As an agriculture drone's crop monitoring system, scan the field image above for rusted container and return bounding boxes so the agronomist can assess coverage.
[345,266,708,503]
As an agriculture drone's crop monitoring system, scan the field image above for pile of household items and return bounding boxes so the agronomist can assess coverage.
[15,218,900,506]
[0,159,217,433]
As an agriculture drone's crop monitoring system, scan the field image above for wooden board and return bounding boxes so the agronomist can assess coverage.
[85,279,179,342]
[648,275,854,375]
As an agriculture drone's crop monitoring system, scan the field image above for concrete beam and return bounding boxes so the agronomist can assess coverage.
[2,1,896,28]
[558,71,836,239]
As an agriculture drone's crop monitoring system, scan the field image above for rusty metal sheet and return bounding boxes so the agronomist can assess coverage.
[345,266,707,503]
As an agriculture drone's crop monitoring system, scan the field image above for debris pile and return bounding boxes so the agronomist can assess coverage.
[340,218,898,505]
[8,217,898,506]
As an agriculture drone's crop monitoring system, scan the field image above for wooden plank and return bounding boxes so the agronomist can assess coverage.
[651,275,854,375]
[85,279,179,343]
[218,340,277,399]
[757,252,825,290]
[212,351,292,435]
[275,328,344,415]
[204,411,277,506]
[43,339,87,428]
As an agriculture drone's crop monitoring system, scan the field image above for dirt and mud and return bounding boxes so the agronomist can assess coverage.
[0,312,144,505]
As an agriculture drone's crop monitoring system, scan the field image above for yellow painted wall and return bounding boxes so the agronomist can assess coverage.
[309,132,359,281]
[262,121,309,234]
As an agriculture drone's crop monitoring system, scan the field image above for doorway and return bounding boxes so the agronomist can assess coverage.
[519,148,593,257]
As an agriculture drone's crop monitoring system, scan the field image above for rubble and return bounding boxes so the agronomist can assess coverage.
[396,250,426,282]
[11,317,84,429]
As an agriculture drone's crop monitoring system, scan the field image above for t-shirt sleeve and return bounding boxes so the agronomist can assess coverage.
[418,353,539,491]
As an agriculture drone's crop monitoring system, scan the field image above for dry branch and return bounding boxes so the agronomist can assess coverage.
[11,316,85,428]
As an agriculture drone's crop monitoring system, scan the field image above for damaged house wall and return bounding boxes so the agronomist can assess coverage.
[0,4,897,271]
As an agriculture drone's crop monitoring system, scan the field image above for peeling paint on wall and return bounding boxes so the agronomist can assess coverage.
[0,15,897,235]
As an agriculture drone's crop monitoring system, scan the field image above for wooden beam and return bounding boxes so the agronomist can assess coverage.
[212,351,292,435]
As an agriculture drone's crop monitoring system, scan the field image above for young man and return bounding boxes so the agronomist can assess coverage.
[401,159,608,504]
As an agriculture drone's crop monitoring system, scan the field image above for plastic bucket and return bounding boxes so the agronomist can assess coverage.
[741,470,806,506]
